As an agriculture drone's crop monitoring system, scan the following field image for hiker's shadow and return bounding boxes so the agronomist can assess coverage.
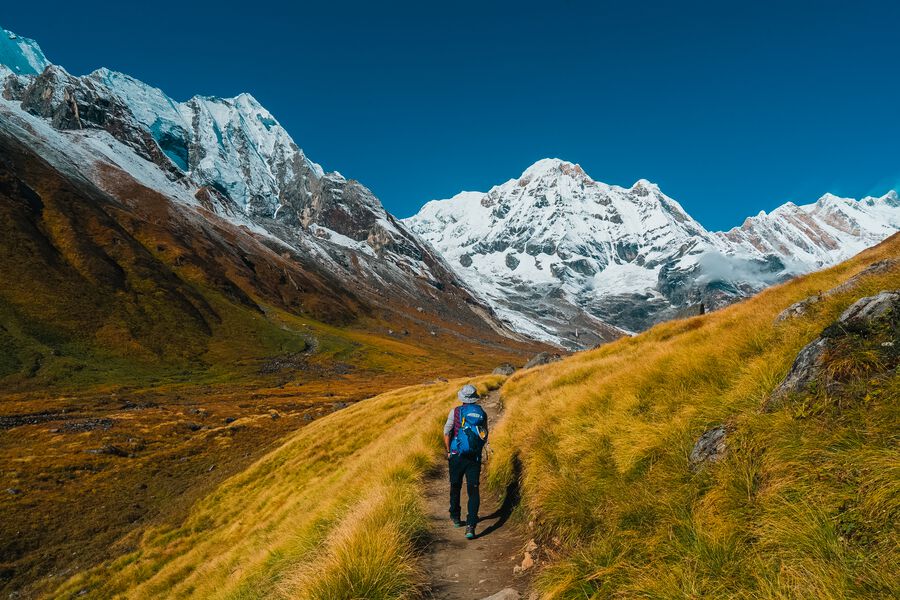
[476,457,521,538]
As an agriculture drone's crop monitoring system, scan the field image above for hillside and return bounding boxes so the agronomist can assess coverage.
[0,105,535,394]
[487,233,899,598]
[38,234,899,599]
[47,375,507,599]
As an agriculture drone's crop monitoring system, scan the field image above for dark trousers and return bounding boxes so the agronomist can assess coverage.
[448,454,481,526]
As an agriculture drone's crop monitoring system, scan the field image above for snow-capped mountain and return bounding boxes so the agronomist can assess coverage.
[718,192,900,266]
[4,23,896,352]
[405,159,900,347]
[0,25,528,347]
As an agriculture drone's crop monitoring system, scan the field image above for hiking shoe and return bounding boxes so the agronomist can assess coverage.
[451,518,462,528]
[465,525,476,539]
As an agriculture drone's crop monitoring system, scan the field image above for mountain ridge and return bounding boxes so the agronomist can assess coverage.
[0,24,533,359]
[405,158,899,346]
[2,22,898,353]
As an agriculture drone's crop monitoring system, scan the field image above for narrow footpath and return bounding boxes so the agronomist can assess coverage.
[424,391,534,600]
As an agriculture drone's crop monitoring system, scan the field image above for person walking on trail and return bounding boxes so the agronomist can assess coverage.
[444,384,489,540]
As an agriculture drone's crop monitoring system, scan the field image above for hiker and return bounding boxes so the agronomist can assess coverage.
[444,384,489,539]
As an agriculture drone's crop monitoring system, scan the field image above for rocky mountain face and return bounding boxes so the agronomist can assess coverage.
[406,159,900,347]
[0,25,532,361]
[3,24,896,353]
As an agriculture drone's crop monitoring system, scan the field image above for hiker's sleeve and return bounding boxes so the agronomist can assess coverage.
[443,408,455,436]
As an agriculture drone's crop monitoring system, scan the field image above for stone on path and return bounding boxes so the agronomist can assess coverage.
[481,588,520,600]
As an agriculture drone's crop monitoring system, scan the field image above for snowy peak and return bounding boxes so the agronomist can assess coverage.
[1,44,399,251]
[405,159,719,346]
[517,158,589,185]
[0,27,49,76]
[718,190,900,268]
[409,158,712,271]
[408,159,900,347]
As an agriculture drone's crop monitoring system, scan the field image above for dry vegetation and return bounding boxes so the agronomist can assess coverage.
[48,376,505,599]
[9,228,898,598]
[0,291,529,598]
[487,235,899,599]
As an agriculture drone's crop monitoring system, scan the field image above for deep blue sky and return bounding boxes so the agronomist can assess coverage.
[4,1,899,229]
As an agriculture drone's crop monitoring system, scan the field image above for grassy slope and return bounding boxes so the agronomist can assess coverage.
[37,223,898,599]
[51,375,505,599]
[0,237,521,395]
[487,235,899,599]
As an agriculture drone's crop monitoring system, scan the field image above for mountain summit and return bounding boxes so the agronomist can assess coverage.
[406,159,900,347]
[0,27,49,76]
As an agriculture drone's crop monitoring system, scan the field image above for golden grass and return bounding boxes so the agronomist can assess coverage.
[487,235,900,599]
[45,235,899,599]
[51,375,505,599]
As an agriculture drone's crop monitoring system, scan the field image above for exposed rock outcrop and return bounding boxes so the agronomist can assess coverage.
[775,294,822,324]
[523,352,562,369]
[767,290,899,409]
[775,259,899,324]
[839,290,900,323]
[493,363,517,376]
[689,425,728,471]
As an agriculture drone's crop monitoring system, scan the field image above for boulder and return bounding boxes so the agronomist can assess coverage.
[689,426,728,471]
[769,337,830,401]
[493,363,517,376]
[839,290,900,323]
[767,290,898,409]
[775,294,821,324]
[523,352,561,369]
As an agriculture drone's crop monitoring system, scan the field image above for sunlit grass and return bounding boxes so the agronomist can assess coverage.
[487,235,899,599]
[45,234,899,599]
[51,375,505,598]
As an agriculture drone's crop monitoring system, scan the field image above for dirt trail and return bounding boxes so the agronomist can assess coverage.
[424,391,532,600]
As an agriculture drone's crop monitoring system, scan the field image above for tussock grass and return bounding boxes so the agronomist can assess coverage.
[488,235,900,599]
[51,375,505,599]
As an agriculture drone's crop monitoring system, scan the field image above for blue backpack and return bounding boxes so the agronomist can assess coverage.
[450,404,487,458]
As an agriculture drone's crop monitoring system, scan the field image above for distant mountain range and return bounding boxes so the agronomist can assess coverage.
[2,25,898,353]
[406,159,899,347]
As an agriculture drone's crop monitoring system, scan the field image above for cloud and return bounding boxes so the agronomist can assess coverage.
[694,250,793,286]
